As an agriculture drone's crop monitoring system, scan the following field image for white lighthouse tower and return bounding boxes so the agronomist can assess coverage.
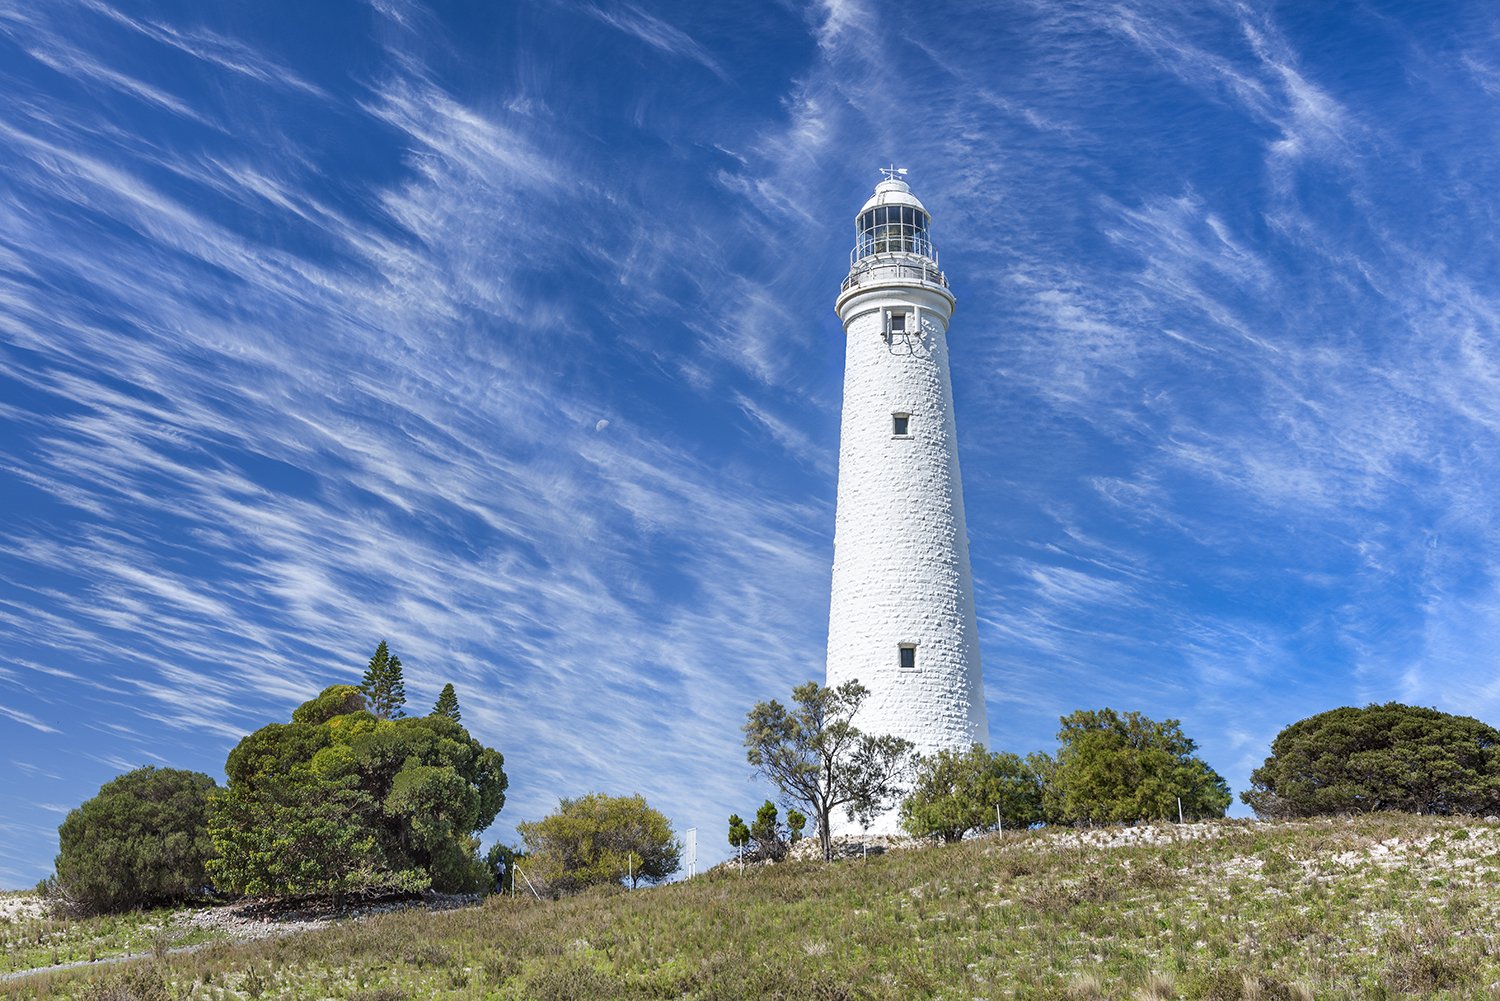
[826,168,989,834]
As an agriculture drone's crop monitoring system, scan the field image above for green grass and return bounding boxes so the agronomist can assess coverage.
[0,897,222,975]
[7,814,1500,999]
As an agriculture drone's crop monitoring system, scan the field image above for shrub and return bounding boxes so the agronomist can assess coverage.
[518,792,680,893]
[78,966,170,1001]
[728,801,793,861]
[52,767,217,915]
[1242,702,1500,818]
[900,743,1045,842]
[1048,709,1231,823]
[208,679,506,898]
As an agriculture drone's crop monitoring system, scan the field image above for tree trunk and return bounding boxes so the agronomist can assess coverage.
[818,808,833,862]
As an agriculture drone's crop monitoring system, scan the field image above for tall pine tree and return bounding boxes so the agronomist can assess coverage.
[360,640,406,720]
[432,683,461,722]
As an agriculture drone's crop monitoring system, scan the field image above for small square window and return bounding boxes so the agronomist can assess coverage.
[898,644,917,670]
[892,413,910,436]
[889,312,906,333]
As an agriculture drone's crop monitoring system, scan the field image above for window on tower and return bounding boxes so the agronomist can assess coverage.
[898,644,917,670]
[892,413,911,437]
[889,311,906,333]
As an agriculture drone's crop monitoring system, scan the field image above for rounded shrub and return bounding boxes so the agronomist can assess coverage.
[54,766,218,914]
[1243,702,1500,818]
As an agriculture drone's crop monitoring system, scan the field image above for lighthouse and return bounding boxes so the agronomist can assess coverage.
[826,169,989,834]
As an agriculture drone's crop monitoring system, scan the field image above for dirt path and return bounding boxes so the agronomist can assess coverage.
[0,942,216,984]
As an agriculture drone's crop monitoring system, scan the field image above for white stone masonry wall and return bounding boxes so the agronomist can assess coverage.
[826,285,988,835]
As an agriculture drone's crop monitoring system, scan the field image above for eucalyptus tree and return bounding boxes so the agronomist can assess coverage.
[743,679,913,861]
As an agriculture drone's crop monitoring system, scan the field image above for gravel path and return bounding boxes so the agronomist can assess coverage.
[0,942,214,983]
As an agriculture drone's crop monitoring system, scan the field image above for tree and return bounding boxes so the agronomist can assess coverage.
[1243,703,1500,819]
[786,809,807,844]
[360,640,406,720]
[1027,751,1061,824]
[749,800,785,860]
[726,801,791,862]
[208,683,506,898]
[291,684,367,724]
[743,680,914,862]
[517,793,680,893]
[52,767,218,915]
[726,814,750,853]
[1050,709,1230,824]
[432,683,461,722]
[900,744,1045,843]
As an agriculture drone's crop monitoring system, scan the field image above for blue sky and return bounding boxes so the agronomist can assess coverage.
[3,0,1499,886]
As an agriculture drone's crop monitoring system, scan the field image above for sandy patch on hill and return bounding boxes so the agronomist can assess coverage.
[0,894,48,923]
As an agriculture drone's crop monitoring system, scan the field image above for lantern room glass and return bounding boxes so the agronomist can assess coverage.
[854,204,935,263]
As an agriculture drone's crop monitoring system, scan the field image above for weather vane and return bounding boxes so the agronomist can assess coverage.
[880,164,909,182]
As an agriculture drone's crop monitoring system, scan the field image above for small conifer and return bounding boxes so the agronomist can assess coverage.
[786,809,807,844]
[360,640,407,720]
[726,814,749,850]
[433,683,461,722]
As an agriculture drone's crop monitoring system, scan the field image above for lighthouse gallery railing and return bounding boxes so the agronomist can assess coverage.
[841,254,949,295]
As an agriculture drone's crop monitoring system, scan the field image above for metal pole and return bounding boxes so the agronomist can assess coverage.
[517,865,543,901]
[1178,797,1184,824]
[997,804,1002,836]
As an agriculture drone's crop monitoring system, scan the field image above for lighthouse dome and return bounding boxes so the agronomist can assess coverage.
[858,177,929,215]
[853,176,936,263]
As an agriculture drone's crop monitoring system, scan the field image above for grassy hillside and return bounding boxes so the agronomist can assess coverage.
[7,814,1500,999]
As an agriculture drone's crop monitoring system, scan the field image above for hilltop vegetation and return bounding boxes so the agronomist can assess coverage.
[1244,702,1500,818]
[9,813,1500,999]
[48,769,218,917]
[28,649,1500,999]
[209,683,506,898]
[43,644,507,916]
[742,683,1233,860]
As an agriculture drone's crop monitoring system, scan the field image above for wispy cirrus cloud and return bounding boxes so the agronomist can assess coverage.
[79,0,328,97]
[580,2,728,82]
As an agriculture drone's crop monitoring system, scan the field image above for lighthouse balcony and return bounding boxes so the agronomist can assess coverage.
[841,252,950,295]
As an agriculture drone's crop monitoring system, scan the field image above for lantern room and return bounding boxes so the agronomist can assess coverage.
[853,176,936,264]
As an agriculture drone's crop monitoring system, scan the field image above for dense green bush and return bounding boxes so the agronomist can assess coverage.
[52,767,218,915]
[208,683,506,898]
[1048,709,1231,824]
[900,743,1046,841]
[1243,702,1500,818]
[518,792,680,893]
